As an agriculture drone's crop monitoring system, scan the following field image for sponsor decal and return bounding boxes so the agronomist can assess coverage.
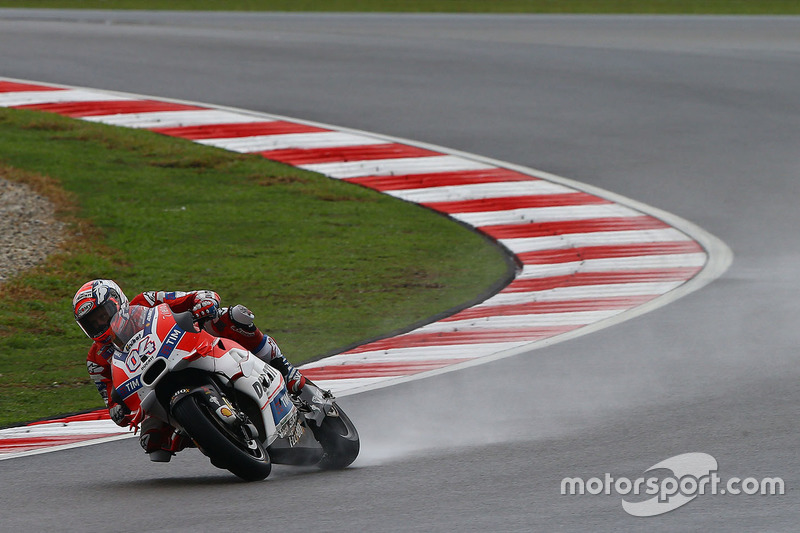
[86,361,105,376]
[76,301,94,318]
[74,289,93,302]
[116,376,142,400]
[170,388,191,403]
[252,373,274,399]
[123,331,144,353]
[287,414,304,446]
[157,325,184,359]
[97,344,116,361]
[270,389,293,425]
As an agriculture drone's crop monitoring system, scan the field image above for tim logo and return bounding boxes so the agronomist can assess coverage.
[117,376,142,399]
[157,326,184,358]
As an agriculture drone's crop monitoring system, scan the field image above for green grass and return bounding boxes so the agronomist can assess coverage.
[0,108,509,426]
[0,0,797,14]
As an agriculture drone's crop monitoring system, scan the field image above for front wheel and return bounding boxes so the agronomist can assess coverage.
[313,402,360,470]
[171,394,271,481]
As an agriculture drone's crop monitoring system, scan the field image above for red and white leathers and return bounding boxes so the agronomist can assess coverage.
[85,289,305,459]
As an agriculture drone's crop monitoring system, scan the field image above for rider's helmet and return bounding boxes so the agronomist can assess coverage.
[73,279,129,344]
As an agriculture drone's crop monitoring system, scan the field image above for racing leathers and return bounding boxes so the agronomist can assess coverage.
[85,289,305,460]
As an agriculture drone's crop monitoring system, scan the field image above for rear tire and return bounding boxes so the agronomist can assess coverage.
[172,395,271,481]
[313,403,360,470]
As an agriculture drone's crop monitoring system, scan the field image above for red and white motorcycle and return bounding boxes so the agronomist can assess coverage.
[109,303,359,481]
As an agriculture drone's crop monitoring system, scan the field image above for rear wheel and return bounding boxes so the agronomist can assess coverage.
[171,394,271,481]
[313,403,360,470]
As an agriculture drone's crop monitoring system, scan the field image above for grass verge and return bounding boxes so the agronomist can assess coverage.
[0,107,509,426]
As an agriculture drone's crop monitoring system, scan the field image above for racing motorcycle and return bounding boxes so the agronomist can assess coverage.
[108,303,359,481]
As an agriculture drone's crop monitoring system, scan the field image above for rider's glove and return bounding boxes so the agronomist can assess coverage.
[109,403,132,427]
[191,291,220,322]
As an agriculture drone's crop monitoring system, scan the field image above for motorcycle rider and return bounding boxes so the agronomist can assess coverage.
[72,279,306,461]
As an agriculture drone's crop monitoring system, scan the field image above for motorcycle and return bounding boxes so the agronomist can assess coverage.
[108,302,359,481]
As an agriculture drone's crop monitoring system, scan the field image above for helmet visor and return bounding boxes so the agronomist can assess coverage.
[77,300,117,340]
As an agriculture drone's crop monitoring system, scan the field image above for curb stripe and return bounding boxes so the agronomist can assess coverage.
[302,359,472,380]
[344,168,540,190]
[0,434,126,453]
[299,155,494,179]
[259,142,441,164]
[0,89,134,106]
[83,109,268,128]
[15,99,206,117]
[0,77,732,459]
[385,181,574,203]
[151,121,328,139]
[480,216,672,238]
[443,295,660,320]
[501,228,693,254]
[345,326,581,353]
[498,268,703,293]
[423,192,611,213]
[516,241,703,264]
[0,81,62,92]
[203,132,387,153]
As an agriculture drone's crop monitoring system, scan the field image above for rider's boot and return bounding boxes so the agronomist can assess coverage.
[210,305,306,394]
[140,417,173,463]
[140,418,191,463]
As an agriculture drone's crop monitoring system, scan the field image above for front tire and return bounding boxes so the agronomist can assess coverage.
[171,394,271,481]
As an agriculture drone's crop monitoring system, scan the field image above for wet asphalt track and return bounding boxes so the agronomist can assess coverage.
[1,11,799,531]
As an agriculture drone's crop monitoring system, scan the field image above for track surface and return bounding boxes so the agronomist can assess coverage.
[1,11,799,531]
